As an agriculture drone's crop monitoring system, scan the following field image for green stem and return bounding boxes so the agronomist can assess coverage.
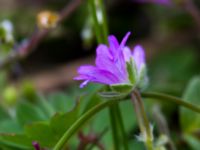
[134,91,152,140]
[131,91,154,150]
[89,1,128,149]
[89,0,108,44]
[109,105,120,150]
[115,104,129,150]
[98,0,108,44]
[89,0,129,149]
[53,99,126,150]
[89,0,103,43]
[141,92,200,114]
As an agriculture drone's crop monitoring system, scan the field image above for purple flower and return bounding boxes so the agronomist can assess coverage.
[74,32,148,91]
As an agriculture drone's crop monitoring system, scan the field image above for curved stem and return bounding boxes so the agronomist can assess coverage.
[53,99,126,150]
[134,91,152,140]
[89,0,102,43]
[98,0,108,44]
[131,91,154,150]
[141,92,200,114]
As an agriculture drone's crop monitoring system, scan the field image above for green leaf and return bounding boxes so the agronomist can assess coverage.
[183,134,200,150]
[89,105,111,147]
[23,99,81,148]
[180,77,200,133]
[81,93,101,113]
[48,92,74,113]
[16,101,48,126]
[0,120,22,134]
[180,77,200,150]
[77,84,103,113]
[0,134,33,150]
[36,95,55,118]
[0,106,10,121]
[49,100,80,141]
[120,100,137,132]
[25,122,55,147]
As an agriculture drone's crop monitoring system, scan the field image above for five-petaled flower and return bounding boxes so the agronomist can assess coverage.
[74,32,148,93]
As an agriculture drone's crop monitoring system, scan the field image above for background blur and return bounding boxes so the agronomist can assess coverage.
[0,0,200,149]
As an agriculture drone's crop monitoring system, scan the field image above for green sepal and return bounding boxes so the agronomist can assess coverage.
[126,58,137,84]
[98,91,127,100]
[138,65,148,90]
[111,83,134,93]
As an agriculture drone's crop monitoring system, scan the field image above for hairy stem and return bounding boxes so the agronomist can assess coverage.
[141,92,200,114]
[131,90,154,150]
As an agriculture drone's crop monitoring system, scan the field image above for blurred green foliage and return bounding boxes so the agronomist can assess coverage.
[180,77,200,150]
[0,83,139,149]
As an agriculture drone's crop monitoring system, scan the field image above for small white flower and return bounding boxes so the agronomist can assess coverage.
[0,20,14,43]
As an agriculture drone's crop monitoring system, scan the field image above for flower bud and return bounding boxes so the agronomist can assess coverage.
[37,11,59,29]
[3,86,18,106]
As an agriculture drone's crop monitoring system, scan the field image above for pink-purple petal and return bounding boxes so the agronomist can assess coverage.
[108,35,120,56]
[123,46,132,62]
[95,44,114,66]
[74,65,120,86]
[132,45,145,72]
[115,49,128,81]
[119,32,131,49]
[95,44,125,79]
[80,80,90,88]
